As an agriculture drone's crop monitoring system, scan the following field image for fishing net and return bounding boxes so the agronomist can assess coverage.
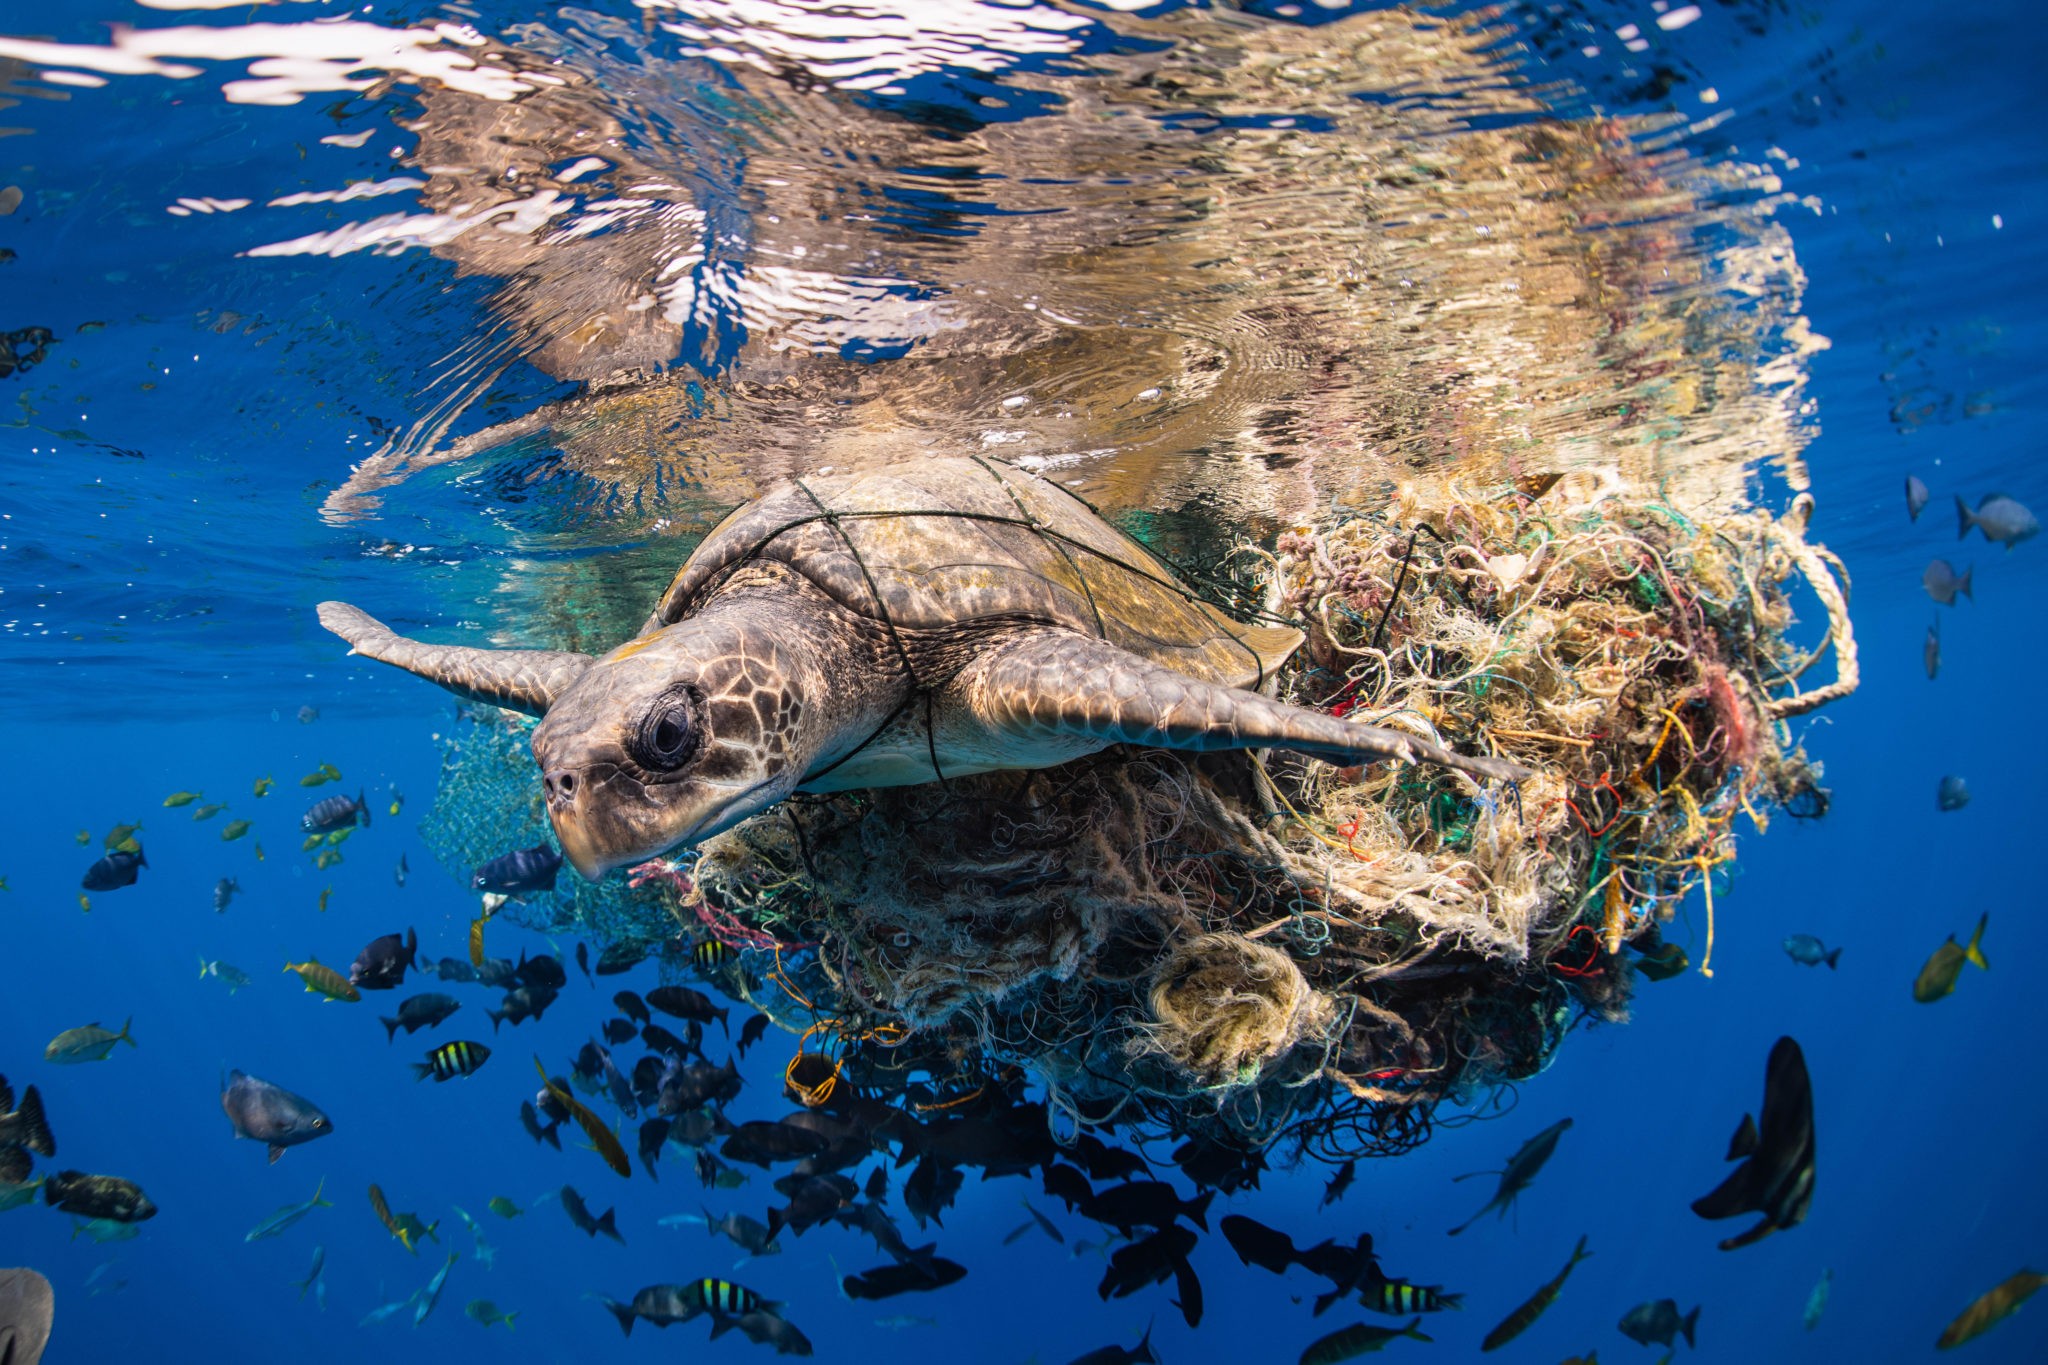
[421,473,1854,1162]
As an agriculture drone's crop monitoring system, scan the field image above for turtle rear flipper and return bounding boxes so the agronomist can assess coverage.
[958,630,1530,784]
[318,602,593,717]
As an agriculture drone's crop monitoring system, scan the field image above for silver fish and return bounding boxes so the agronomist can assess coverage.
[1956,492,2039,547]
[1924,620,1940,680]
[1922,559,1973,605]
[1905,474,1930,521]
[1782,935,1840,969]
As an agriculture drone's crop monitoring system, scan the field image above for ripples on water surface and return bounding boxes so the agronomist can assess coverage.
[1,0,2045,1362]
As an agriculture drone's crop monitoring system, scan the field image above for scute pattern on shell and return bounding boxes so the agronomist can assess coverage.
[643,458,1300,691]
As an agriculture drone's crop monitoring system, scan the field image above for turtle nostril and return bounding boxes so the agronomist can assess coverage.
[543,768,578,804]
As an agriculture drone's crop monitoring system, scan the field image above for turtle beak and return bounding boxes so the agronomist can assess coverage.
[542,767,612,881]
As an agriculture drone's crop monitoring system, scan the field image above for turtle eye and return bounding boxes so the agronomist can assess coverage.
[632,690,702,772]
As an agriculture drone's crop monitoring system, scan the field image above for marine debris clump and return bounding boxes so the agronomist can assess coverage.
[424,478,1855,1165]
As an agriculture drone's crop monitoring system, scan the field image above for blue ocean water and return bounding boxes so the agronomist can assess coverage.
[2,0,2044,1362]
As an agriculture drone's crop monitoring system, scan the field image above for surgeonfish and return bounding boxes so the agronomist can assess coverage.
[1914,914,1989,1003]
[1936,1269,2046,1350]
[1449,1117,1573,1235]
[1480,1235,1590,1350]
[1691,1036,1815,1249]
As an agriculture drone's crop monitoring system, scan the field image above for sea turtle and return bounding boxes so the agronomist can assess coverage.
[320,458,1520,878]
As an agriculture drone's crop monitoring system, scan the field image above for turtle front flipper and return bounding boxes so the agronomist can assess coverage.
[957,630,1530,785]
[318,602,594,718]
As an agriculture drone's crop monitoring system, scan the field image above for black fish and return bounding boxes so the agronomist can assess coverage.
[559,1184,623,1242]
[711,1308,814,1357]
[1222,1214,1304,1275]
[903,1157,963,1229]
[220,1070,333,1162]
[602,1018,639,1046]
[1068,1325,1158,1365]
[1323,1159,1356,1208]
[487,984,557,1031]
[613,991,650,1025]
[646,985,729,1030]
[638,1117,670,1179]
[1171,1133,1265,1192]
[381,992,460,1041]
[706,1208,782,1256]
[0,1075,57,1179]
[80,848,146,892]
[576,942,591,981]
[301,791,369,833]
[835,1200,936,1268]
[737,1012,771,1055]
[1692,1035,1815,1250]
[1725,1112,1759,1161]
[512,952,567,991]
[44,1170,157,1222]
[841,1258,968,1301]
[595,1042,636,1117]
[1618,1298,1700,1349]
[657,1056,740,1113]
[595,941,649,975]
[864,1165,889,1202]
[1098,1225,1200,1325]
[668,1108,721,1149]
[631,1055,667,1108]
[723,1119,832,1168]
[1301,1318,1431,1364]
[414,1039,490,1082]
[475,956,518,989]
[471,844,561,896]
[519,1099,562,1149]
[1043,1164,1095,1213]
[1072,1133,1151,1183]
[350,928,418,991]
[641,1022,696,1058]
[434,957,478,985]
[1304,1237,1382,1316]
[1449,1117,1572,1235]
[768,1173,856,1236]
[1086,1180,1213,1234]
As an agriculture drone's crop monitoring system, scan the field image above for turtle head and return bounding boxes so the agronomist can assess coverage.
[532,616,812,879]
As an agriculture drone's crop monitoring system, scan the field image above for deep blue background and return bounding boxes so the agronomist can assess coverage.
[2,0,2045,1361]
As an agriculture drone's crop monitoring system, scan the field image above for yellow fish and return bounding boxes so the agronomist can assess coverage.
[254,842,266,862]
[103,823,142,853]
[314,849,343,871]
[1913,913,1988,1003]
[533,1057,631,1178]
[283,957,358,1002]
[221,819,252,841]
[318,886,332,913]
[299,769,335,788]
[301,834,323,852]
[1938,1268,2047,1350]
[74,830,91,845]
[325,828,353,847]
[253,776,274,797]
[469,915,487,967]
[77,894,91,913]
[192,802,227,821]
[163,792,201,808]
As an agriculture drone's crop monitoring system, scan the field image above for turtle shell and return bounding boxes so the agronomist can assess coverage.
[644,457,1301,689]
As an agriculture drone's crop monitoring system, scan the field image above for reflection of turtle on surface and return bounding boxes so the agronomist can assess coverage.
[323,457,1523,880]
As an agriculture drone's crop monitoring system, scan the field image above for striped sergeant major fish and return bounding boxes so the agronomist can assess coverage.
[414,1040,491,1083]
[1367,1278,1463,1314]
[687,1277,774,1318]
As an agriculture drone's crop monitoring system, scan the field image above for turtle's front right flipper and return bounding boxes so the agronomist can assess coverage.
[317,602,594,718]
[956,629,1530,784]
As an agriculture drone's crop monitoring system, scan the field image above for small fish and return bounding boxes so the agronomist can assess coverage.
[284,957,359,1003]
[694,939,735,973]
[1782,935,1840,969]
[78,894,90,913]
[368,1183,438,1253]
[303,789,368,833]
[472,845,563,897]
[0,1178,45,1213]
[350,928,419,991]
[413,1252,458,1326]
[465,1299,516,1329]
[253,842,265,861]
[294,1245,325,1301]
[387,784,404,817]
[394,853,409,887]
[559,1185,624,1242]
[1906,474,1930,521]
[103,822,142,852]
[1692,1036,1815,1249]
[594,941,649,975]
[299,763,342,787]
[44,1171,158,1223]
[1617,1299,1699,1349]
[1322,1159,1356,1209]
[1937,1268,2047,1350]
[253,775,274,797]
[1301,1317,1432,1363]
[1924,617,1941,679]
[163,791,202,807]
[71,1216,143,1242]
[452,1205,497,1268]
[221,1070,334,1162]
[488,1195,523,1220]
[245,1177,334,1240]
[80,848,146,892]
[324,827,353,847]
[46,1018,137,1064]
[196,954,252,993]
[1450,1117,1572,1235]
[1937,775,1971,811]
[317,886,332,913]
[0,1078,57,1169]
[1480,1236,1590,1350]
[302,833,322,853]
[875,1315,938,1330]
[381,992,461,1040]
[1366,1280,1462,1315]
[469,915,488,967]
[646,985,729,1031]
[416,1040,492,1083]
[220,819,252,841]
[75,829,91,844]
[1914,913,1989,1002]
[212,877,241,912]
[313,849,342,870]
[192,801,228,821]
[298,705,320,724]
[1066,1325,1159,1365]
[1923,559,1973,605]
[1803,1268,1832,1331]
[1956,492,2039,548]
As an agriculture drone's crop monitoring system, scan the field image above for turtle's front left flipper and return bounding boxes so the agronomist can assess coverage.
[318,602,594,718]
[955,629,1529,784]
